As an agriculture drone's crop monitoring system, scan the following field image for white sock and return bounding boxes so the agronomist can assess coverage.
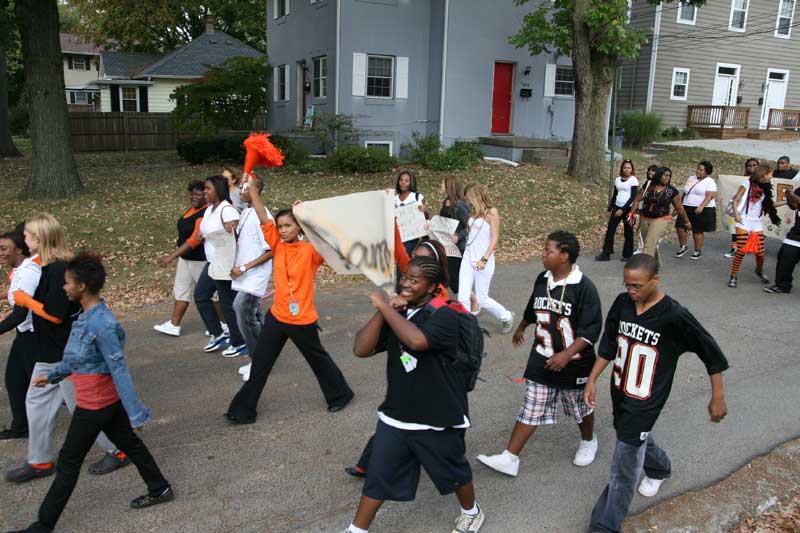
[347,524,368,533]
[502,449,519,460]
[461,503,480,516]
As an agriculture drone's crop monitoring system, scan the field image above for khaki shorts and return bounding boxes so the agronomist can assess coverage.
[173,258,217,302]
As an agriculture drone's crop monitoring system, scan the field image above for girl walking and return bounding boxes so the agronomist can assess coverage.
[725,159,759,258]
[394,170,426,256]
[596,160,639,262]
[675,161,717,259]
[458,183,514,333]
[223,167,246,212]
[425,176,469,295]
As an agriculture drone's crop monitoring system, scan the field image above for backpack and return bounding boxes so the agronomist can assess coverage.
[427,297,489,392]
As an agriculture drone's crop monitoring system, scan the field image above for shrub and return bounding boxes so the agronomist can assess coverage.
[269,134,310,167]
[661,126,682,140]
[176,133,309,167]
[176,137,227,164]
[620,110,664,148]
[427,140,483,171]
[327,145,397,173]
[681,127,698,140]
[402,131,442,166]
[223,133,248,162]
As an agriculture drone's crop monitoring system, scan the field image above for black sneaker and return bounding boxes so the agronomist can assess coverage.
[690,250,702,259]
[344,466,367,479]
[130,486,174,509]
[88,452,132,476]
[594,253,611,262]
[328,391,355,413]
[764,285,790,294]
[728,277,737,288]
[620,256,632,262]
[5,463,55,483]
[755,270,770,284]
[0,428,28,440]
[675,246,688,258]
[724,248,736,258]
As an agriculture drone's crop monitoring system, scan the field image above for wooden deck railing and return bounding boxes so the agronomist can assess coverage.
[687,105,750,129]
[766,108,800,130]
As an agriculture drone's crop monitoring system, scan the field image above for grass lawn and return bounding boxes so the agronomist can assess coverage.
[0,138,757,310]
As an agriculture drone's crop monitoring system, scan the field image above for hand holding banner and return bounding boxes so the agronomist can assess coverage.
[395,204,428,242]
[428,216,461,257]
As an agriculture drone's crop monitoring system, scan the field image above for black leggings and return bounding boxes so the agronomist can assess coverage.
[226,310,353,423]
[4,331,37,433]
[602,208,634,258]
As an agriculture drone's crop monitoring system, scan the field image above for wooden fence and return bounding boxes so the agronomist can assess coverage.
[687,105,751,129]
[766,108,800,130]
[68,112,267,152]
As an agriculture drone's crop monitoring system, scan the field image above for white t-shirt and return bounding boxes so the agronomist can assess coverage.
[682,176,717,208]
[614,176,639,207]
[199,200,240,263]
[8,256,42,332]
[232,207,273,297]
[394,192,424,208]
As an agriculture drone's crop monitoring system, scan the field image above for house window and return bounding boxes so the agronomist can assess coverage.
[366,55,394,98]
[729,0,748,31]
[554,66,575,96]
[121,87,138,112]
[69,91,89,105]
[677,1,697,25]
[279,64,289,101]
[71,56,88,70]
[776,0,795,37]
[670,68,690,101]
[275,0,289,18]
[313,56,327,98]
[365,141,392,155]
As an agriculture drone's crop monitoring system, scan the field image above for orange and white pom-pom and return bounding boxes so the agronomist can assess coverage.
[243,133,284,173]
[739,231,761,254]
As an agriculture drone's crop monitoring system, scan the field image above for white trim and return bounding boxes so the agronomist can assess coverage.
[544,64,556,98]
[438,0,450,144]
[760,68,791,128]
[646,4,662,112]
[273,66,279,102]
[335,0,341,114]
[775,0,796,38]
[676,1,697,25]
[712,62,741,107]
[364,141,393,155]
[313,56,328,98]
[365,54,395,99]
[395,56,409,99]
[727,0,748,32]
[120,86,139,112]
[273,0,289,19]
[670,68,690,101]
[352,52,367,97]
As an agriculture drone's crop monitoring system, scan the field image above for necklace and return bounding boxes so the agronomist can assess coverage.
[545,267,572,314]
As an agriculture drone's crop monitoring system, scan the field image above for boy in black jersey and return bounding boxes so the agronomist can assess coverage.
[477,232,602,477]
[584,254,728,532]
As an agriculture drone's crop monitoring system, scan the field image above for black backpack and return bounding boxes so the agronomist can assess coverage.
[428,297,489,392]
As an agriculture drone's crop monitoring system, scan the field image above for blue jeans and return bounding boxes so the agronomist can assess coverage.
[589,434,671,532]
[194,263,244,346]
[233,291,263,355]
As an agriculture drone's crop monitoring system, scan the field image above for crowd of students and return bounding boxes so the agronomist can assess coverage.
[1,155,799,532]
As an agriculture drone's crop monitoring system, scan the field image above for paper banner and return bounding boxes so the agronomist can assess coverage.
[717,175,798,240]
[293,189,396,289]
[395,203,428,242]
[205,229,237,280]
[428,215,461,258]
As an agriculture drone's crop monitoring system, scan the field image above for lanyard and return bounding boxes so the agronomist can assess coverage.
[282,243,300,315]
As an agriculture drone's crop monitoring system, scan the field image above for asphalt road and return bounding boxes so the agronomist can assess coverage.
[1,231,798,532]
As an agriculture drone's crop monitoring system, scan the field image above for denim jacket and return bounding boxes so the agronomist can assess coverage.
[48,301,151,427]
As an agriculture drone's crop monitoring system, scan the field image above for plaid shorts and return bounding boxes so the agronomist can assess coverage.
[516,380,593,426]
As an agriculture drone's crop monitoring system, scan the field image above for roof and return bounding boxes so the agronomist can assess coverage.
[60,32,104,55]
[135,30,264,78]
[101,51,162,78]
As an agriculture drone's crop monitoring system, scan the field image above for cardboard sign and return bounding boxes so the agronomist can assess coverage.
[205,229,237,280]
[428,215,461,257]
[395,203,427,242]
[293,189,395,289]
[717,175,798,239]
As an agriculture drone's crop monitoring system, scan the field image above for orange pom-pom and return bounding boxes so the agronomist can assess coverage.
[739,231,761,254]
[243,133,284,173]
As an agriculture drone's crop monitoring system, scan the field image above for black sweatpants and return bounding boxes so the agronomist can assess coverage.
[602,208,634,258]
[34,401,169,531]
[4,331,37,433]
[775,243,800,291]
[226,310,354,423]
[447,256,462,295]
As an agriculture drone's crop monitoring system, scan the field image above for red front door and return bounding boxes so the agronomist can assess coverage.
[491,62,514,134]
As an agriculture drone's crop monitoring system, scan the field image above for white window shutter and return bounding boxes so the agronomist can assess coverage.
[352,53,367,97]
[284,65,290,101]
[273,0,278,19]
[273,67,279,102]
[286,0,290,15]
[396,57,409,99]
[544,64,556,97]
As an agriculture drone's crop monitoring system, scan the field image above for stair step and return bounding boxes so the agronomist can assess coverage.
[531,156,570,166]
[479,136,567,149]
[522,148,569,160]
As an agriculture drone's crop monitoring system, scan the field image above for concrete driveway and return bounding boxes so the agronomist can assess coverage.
[662,138,800,162]
[1,231,798,532]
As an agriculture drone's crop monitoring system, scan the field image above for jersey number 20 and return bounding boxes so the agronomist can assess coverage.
[534,311,579,360]
[612,336,659,399]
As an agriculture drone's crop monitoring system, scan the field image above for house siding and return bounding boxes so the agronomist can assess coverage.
[618,0,655,112]
[649,0,800,129]
[146,79,191,113]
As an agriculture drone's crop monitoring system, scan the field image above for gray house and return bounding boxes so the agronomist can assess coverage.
[266,0,578,155]
[620,0,800,138]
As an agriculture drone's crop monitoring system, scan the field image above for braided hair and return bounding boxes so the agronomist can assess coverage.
[750,164,780,226]
[412,239,450,288]
[407,256,445,296]
[546,230,580,264]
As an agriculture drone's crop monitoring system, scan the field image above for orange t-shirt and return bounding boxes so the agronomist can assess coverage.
[260,221,325,325]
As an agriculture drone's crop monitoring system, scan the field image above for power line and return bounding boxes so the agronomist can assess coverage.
[653,19,800,53]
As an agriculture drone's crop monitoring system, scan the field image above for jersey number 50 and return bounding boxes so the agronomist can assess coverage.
[612,336,659,400]
[534,311,580,360]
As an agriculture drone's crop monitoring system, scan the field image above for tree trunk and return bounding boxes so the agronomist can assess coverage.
[15,0,82,197]
[568,0,615,185]
[0,46,21,157]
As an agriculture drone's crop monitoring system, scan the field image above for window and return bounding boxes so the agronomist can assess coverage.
[670,68,690,101]
[121,87,138,112]
[69,91,90,105]
[70,56,88,70]
[365,141,393,155]
[776,0,795,37]
[554,66,575,96]
[274,0,289,18]
[313,56,327,98]
[729,0,748,31]
[677,1,697,25]
[279,64,289,101]
[366,55,394,98]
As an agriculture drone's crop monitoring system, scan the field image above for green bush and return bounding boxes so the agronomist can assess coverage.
[176,133,310,167]
[269,134,310,167]
[222,133,248,162]
[176,137,227,164]
[681,127,698,140]
[9,105,29,136]
[402,131,442,166]
[620,110,664,148]
[327,145,397,173]
[661,126,682,140]
[427,140,483,171]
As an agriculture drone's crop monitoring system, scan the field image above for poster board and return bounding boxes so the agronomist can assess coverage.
[428,216,461,257]
[395,203,427,242]
[717,175,798,239]
[205,230,237,280]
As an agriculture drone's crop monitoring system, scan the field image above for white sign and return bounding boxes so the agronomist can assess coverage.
[428,215,461,258]
[293,189,396,289]
[205,229,237,280]
[395,203,427,242]
[717,175,797,240]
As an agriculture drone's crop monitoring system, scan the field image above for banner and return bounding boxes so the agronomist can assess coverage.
[293,189,395,289]
[717,175,798,240]
[428,216,461,257]
[395,203,428,242]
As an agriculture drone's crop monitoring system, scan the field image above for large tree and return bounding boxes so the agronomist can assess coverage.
[15,0,83,197]
[0,0,20,157]
[68,0,267,53]
[511,0,701,184]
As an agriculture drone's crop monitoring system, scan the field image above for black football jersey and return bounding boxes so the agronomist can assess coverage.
[523,269,603,388]
[598,293,729,445]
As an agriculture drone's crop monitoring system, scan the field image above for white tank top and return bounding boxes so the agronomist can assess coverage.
[465,217,492,259]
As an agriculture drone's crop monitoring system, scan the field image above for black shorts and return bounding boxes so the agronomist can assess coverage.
[677,205,717,233]
[363,420,473,501]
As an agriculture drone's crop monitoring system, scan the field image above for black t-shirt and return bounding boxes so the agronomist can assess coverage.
[177,208,207,262]
[598,293,729,445]
[640,181,680,219]
[375,302,468,427]
[32,260,81,364]
[523,270,603,388]
[786,187,800,242]
[773,168,798,180]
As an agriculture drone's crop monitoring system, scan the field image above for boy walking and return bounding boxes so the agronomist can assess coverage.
[583,254,728,532]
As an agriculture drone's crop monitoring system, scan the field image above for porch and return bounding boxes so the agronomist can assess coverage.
[686,106,800,140]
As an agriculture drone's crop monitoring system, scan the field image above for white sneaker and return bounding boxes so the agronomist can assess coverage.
[501,312,515,334]
[476,451,519,477]
[153,321,181,337]
[221,344,248,358]
[573,435,598,466]
[452,507,485,533]
[221,322,230,336]
[638,476,665,497]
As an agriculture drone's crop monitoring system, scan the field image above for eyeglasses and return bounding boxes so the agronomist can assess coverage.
[622,278,654,291]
